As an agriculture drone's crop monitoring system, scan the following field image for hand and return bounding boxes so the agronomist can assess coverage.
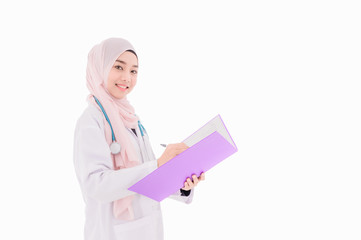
[181,173,205,191]
[157,143,189,167]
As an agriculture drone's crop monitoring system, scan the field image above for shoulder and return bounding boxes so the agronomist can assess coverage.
[75,104,104,131]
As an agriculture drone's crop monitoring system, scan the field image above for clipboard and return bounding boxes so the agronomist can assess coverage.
[128,114,238,202]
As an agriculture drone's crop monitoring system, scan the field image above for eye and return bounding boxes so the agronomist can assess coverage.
[131,70,138,74]
[114,65,123,70]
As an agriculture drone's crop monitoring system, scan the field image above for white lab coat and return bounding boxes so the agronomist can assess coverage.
[73,104,194,240]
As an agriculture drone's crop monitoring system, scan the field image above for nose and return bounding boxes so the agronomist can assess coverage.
[121,71,131,83]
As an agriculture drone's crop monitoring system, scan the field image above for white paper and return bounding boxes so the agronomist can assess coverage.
[182,115,236,148]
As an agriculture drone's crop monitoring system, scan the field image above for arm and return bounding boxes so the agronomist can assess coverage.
[74,125,157,203]
[157,144,205,203]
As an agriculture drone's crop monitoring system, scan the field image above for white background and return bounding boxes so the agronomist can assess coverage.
[0,0,360,239]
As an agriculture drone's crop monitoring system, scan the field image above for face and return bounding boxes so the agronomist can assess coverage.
[107,51,138,99]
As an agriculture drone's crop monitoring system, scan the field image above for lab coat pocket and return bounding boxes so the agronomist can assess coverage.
[113,210,163,240]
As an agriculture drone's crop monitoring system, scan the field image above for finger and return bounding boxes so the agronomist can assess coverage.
[181,143,189,148]
[176,144,189,155]
[183,182,192,191]
[200,172,205,181]
[179,143,189,152]
[192,175,199,186]
[187,178,194,188]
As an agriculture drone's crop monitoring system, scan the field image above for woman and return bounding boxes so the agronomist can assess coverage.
[73,38,205,240]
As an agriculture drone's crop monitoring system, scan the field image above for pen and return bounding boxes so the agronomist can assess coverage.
[160,144,167,147]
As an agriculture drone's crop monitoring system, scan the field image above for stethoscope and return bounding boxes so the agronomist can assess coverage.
[93,96,147,155]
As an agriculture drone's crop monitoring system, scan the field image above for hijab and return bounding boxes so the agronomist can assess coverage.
[86,38,144,220]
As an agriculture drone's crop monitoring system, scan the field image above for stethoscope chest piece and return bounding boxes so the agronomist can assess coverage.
[110,141,121,155]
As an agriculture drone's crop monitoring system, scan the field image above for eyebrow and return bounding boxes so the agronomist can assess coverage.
[115,60,138,68]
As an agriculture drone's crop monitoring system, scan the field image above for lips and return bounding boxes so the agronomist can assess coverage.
[116,84,129,91]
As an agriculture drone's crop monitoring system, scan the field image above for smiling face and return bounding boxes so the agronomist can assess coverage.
[107,50,138,99]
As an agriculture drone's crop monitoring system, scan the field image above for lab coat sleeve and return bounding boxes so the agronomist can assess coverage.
[168,189,194,204]
[74,124,157,204]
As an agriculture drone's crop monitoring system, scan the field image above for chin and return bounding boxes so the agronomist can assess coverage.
[115,95,127,99]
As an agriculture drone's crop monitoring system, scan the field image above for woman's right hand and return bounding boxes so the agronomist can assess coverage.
[157,143,189,167]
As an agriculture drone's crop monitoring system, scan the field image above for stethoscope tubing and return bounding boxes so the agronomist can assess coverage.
[93,95,147,155]
[93,96,117,142]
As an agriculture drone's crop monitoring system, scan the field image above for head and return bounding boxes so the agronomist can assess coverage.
[107,50,138,99]
[86,38,138,101]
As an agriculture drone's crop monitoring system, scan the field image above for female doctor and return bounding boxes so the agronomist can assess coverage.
[73,38,205,240]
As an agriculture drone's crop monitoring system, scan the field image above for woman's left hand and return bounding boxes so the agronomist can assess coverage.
[181,173,205,191]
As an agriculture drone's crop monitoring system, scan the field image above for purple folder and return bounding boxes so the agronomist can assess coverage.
[128,114,238,202]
